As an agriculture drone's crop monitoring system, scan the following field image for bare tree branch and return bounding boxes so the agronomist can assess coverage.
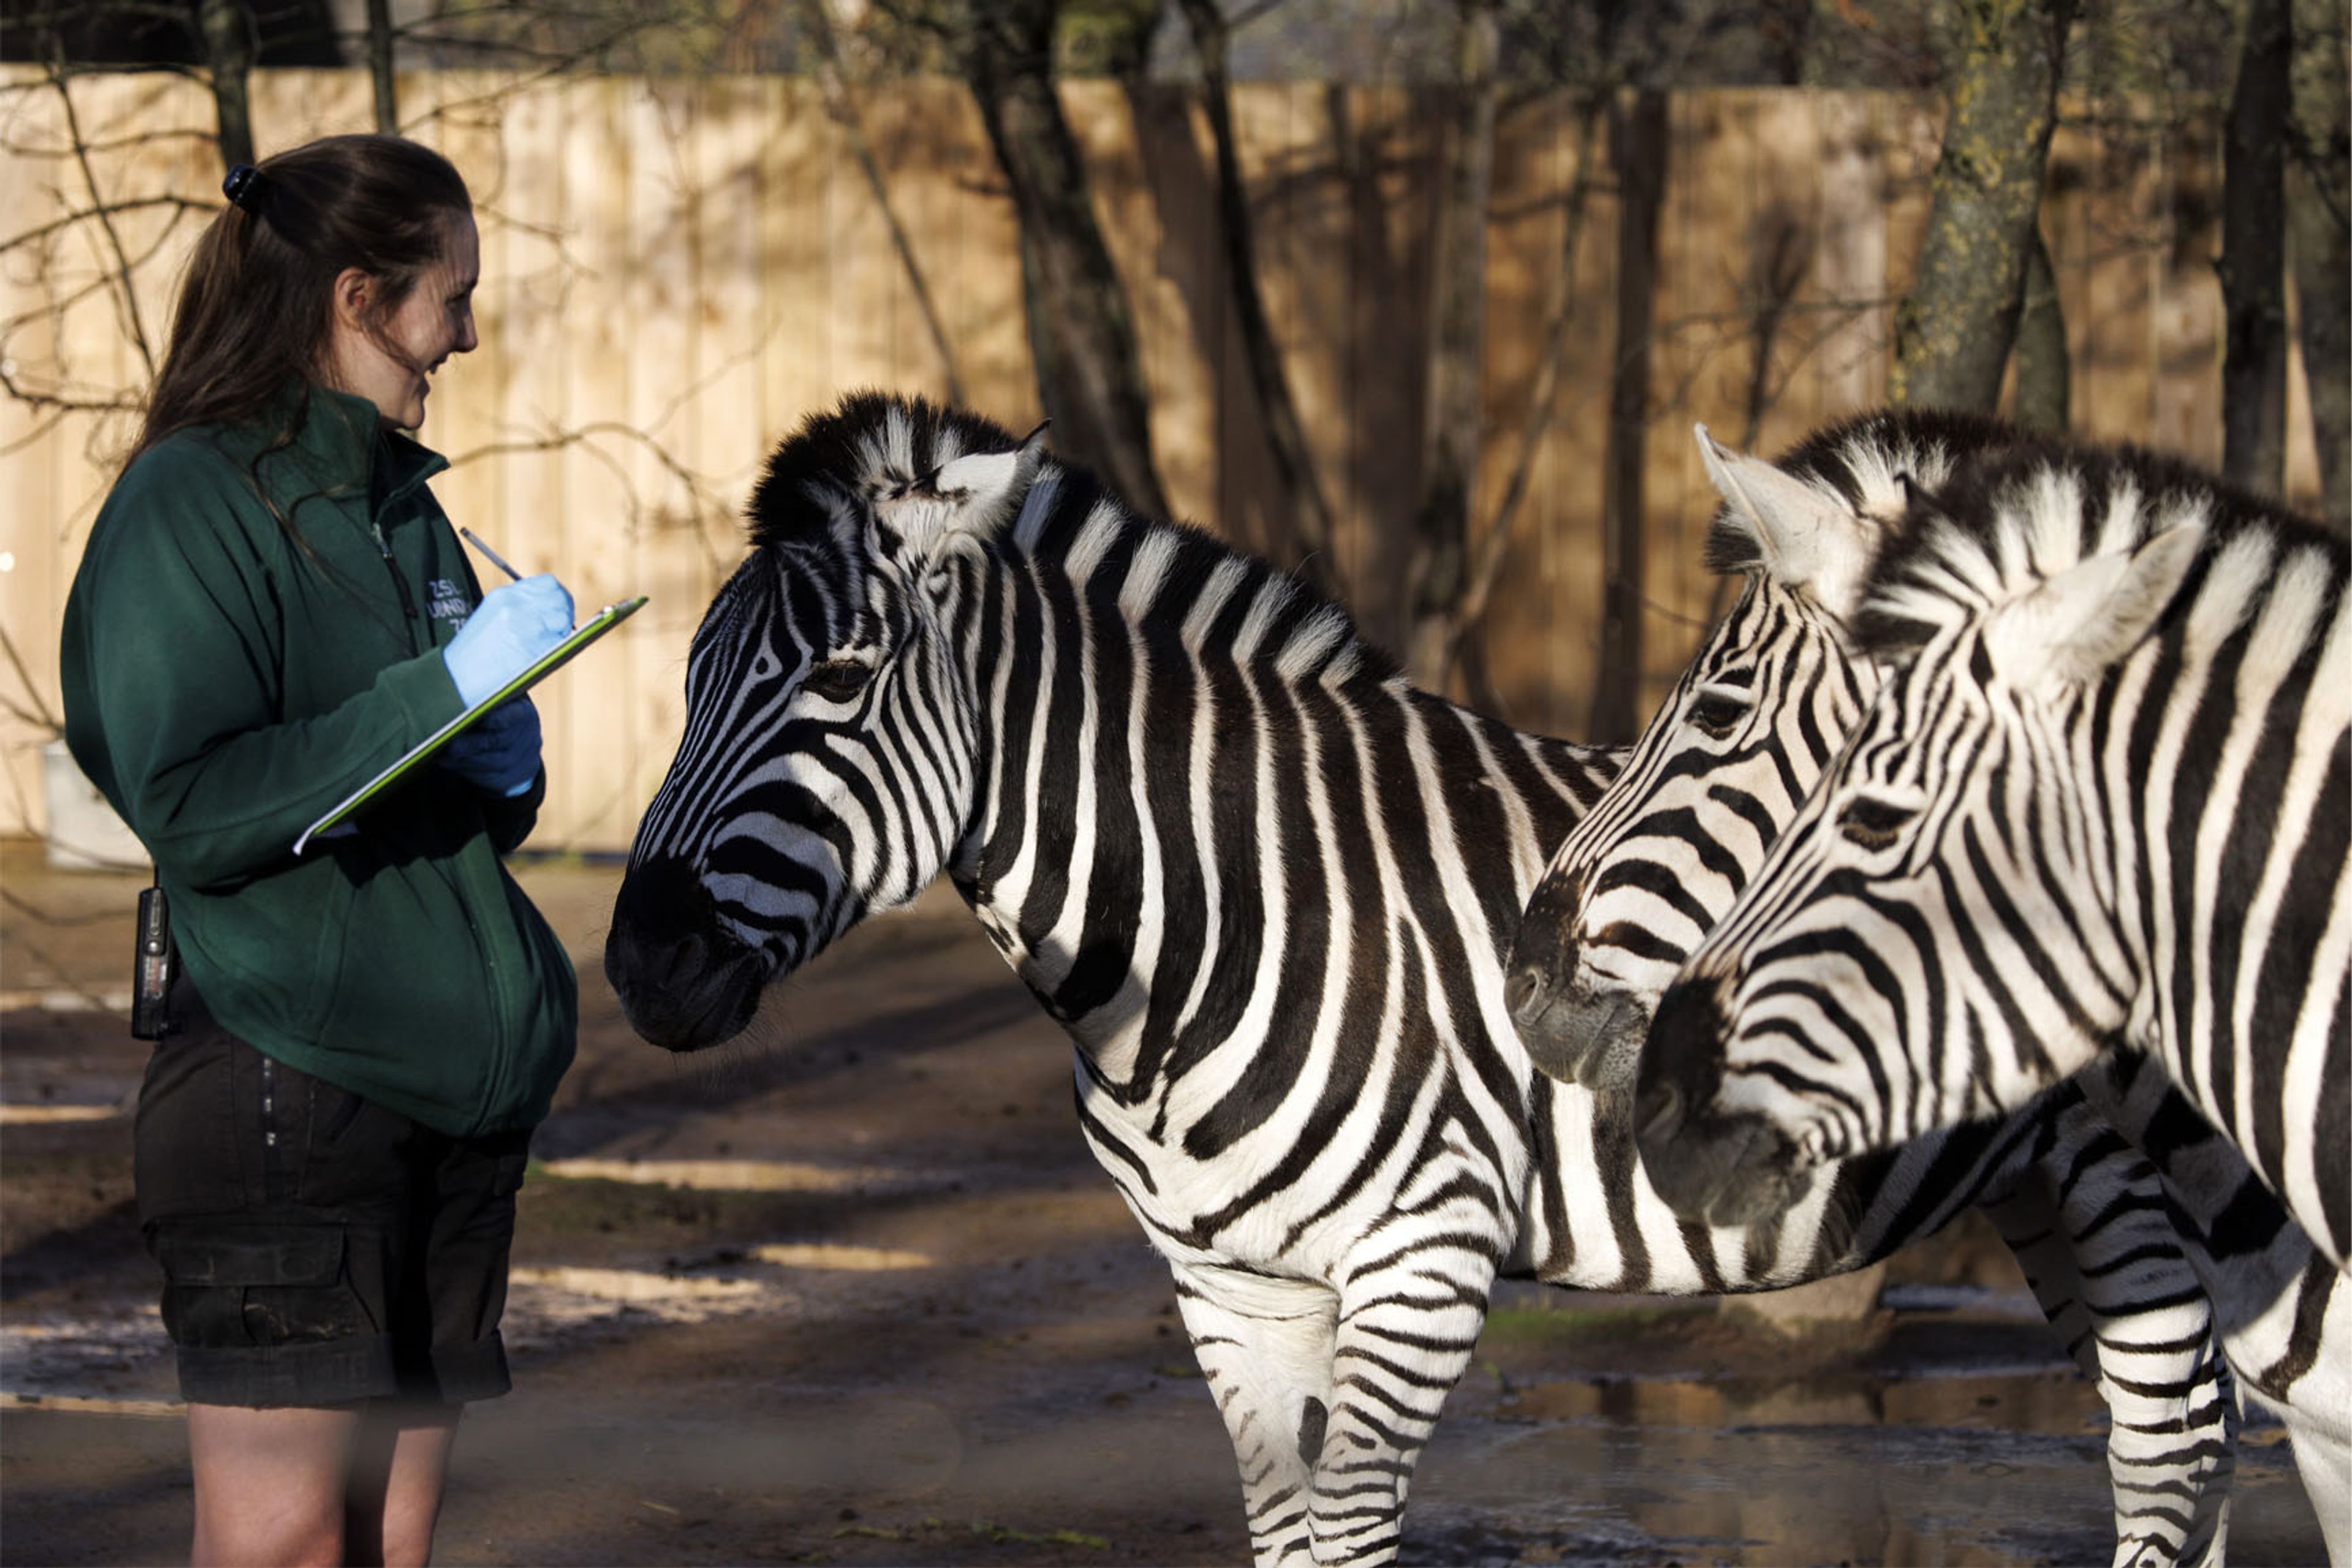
[800,0,967,406]
[43,61,157,383]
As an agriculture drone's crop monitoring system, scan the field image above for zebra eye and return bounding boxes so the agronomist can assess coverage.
[1686,691,1749,739]
[800,659,872,703]
[1836,796,1915,851]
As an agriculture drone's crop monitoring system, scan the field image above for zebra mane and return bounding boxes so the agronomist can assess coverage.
[744,390,1401,687]
[1700,407,2027,578]
[745,390,1024,548]
[1851,440,2337,662]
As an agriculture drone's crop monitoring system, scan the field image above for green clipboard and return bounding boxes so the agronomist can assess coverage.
[293,595,648,856]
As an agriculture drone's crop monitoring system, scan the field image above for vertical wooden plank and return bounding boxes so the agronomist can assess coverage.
[756,78,839,445]
[1528,85,1615,737]
[0,71,71,838]
[1745,89,1828,463]
[624,78,713,847]
[2072,118,2160,445]
[1119,80,1221,538]
[1472,86,1566,728]
[827,73,897,398]
[1812,91,1895,422]
[1340,82,1438,652]
[2153,118,2224,469]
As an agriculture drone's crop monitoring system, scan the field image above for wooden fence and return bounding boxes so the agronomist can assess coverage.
[1,69,2320,853]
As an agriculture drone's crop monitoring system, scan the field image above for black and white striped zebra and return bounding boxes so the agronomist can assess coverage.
[606,393,2234,1565]
[1539,421,2343,1553]
[1638,441,2348,1261]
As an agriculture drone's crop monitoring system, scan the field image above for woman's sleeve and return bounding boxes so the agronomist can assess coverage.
[480,767,544,856]
[70,458,467,889]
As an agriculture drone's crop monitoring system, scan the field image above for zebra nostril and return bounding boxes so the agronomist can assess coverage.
[1504,964,1543,1019]
[664,929,707,985]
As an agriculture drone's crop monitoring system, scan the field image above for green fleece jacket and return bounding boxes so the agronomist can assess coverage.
[59,383,576,1137]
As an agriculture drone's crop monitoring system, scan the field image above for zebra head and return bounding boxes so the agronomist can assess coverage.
[1506,411,2022,1095]
[606,393,1049,1052]
[1637,449,2224,1226]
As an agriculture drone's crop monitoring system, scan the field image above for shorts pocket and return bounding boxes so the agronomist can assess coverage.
[293,1077,405,1211]
[154,1224,377,1348]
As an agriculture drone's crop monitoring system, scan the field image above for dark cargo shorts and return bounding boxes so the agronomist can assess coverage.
[134,976,531,1409]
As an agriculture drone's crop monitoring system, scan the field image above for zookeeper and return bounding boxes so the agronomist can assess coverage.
[58,132,578,1568]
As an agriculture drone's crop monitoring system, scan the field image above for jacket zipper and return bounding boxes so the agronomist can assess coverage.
[377,508,513,1126]
[374,524,426,656]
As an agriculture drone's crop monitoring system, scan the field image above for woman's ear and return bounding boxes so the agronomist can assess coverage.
[330,266,377,332]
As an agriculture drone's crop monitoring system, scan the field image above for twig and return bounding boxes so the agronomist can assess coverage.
[43,62,156,382]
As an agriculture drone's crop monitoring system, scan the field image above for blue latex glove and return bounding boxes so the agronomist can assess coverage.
[442,574,574,708]
[440,696,543,797]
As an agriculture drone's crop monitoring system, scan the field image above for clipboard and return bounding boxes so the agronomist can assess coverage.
[293,595,648,856]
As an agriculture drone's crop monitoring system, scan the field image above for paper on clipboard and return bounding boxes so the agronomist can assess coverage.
[293,594,647,856]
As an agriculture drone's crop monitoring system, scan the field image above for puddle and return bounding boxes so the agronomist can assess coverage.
[1411,1367,2326,1566]
[1498,1366,2106,1435]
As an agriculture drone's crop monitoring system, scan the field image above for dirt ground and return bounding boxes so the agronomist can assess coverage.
[0,838,2330,1566]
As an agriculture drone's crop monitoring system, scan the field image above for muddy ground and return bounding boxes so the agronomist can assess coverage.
[0,839,2329,1566]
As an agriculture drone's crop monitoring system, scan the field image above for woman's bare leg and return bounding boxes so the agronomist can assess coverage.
[344,1401,464,1567]
[186,1403,360,1567]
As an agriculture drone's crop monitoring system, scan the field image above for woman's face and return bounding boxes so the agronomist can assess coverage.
[331,209,480,432]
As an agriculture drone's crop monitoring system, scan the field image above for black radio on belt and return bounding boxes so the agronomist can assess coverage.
[130,884,176,1041]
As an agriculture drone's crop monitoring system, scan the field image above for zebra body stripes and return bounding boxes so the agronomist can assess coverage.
[610,394,2233,1564]
[1514,416,2340,1555]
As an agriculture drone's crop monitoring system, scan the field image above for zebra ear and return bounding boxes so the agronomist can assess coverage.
[922,420,1051,540]
[1983,524,2206,691]
[1695,424,1875,617]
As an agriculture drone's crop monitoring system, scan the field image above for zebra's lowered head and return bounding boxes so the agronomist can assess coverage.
[1506,409,2029,1095]
[1636,442,2347,1242]
[605,393,1049,1052]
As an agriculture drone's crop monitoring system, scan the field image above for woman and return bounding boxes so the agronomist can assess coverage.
[59,135,578,1567]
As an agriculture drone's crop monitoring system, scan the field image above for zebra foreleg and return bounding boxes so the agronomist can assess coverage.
[1983,1118,2237,1568]
[1306,1254,1500,1566]
[1170,1261,1341,1566]
[2079,1059,2352,1564]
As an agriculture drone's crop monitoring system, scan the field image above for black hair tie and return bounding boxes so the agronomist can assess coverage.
[222,164,271,217]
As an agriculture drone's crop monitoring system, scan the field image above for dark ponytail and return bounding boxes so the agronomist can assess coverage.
[135,134,470,461]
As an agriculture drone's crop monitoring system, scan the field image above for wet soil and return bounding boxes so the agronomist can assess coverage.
[0,841,2329,1566]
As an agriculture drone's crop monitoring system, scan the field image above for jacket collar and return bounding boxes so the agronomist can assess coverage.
[235,380,450,514]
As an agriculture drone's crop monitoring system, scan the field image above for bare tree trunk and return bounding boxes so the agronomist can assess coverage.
[365,0,397,133]
[195,0,257,172]
[1175,0,1340,597]
[2288,0,2350,532]
[956,0,1170,521]
[1404,0,1499,685]
[1890,0,2075,412]
[1592,85,1667,745]
[2223,0,2294,496]
[2011,221,2070,431]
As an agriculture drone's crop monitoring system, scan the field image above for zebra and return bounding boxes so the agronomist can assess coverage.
[1512,417,2342,1555]
[605,391,2235,1566]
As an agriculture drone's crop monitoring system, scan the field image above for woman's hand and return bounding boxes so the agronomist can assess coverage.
[439,696,541,796]
[442,574,573,707]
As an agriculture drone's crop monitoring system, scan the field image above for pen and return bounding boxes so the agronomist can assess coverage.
[459,527,523,582]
